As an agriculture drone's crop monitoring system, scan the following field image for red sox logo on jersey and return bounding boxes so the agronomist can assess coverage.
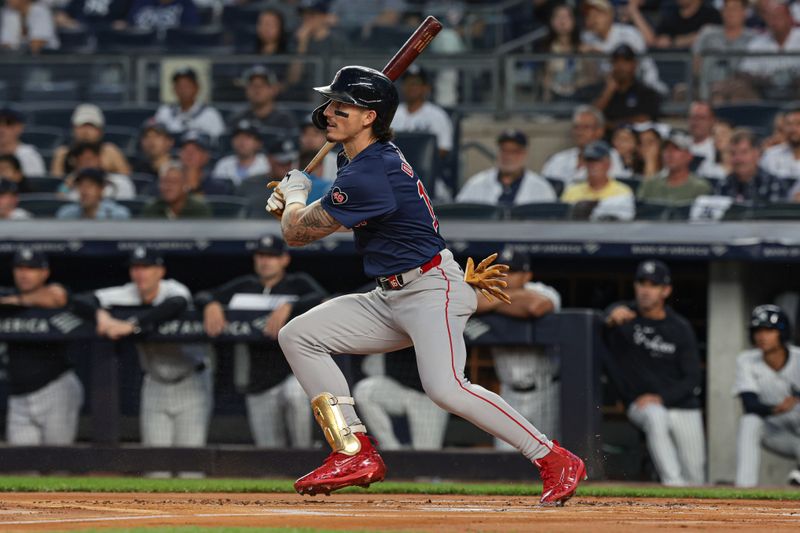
[330,187,348,205]
[392,143,415,177]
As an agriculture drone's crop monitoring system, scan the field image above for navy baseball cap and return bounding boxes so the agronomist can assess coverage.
[635,259,671,285]
[232,119,262,139]
[74,167,107,187]
[129,246,164,267]
[497,129,528,147]
[241,64,278,85]
[254,234,287,255]
[180,130,211,151]
[140,117,171,137]
[403,64,430,84]
[611,44,637,60]
[172,67,198,83]
[0,106,24,124]
[499,247,531,272]
[13,248,48,269]
[299,0,330,13]
[0,178,18,194]
[583,140,611,161]
[268,138,299,163]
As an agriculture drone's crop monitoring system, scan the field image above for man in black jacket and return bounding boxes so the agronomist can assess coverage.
[196,234,327,448]
[603,259,706,486]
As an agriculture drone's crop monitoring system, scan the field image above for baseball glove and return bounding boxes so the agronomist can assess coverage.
[266,180,284,220]
[464,253,511,304]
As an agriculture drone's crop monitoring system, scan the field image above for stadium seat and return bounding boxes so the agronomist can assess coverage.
[20,126,64,152]
[95,28,161,53]
[165,26,225,52]
[57,28,93,54]
[721,203,749,220]
[102,106,158,130]
[434,202,504,220]
[667,204,694,221]
[393,132,438,192]
[20,104,75,129]
[544,177,565,198]
[206,195,249,219]
[117,197,148,217]
[509,202,571,220]
[359,25,410,52]
[103,126,138,157]
[130,173,157,196]
[88,84,126,104]
[635,201,672,221]
[713,103,781,137]
[236,176,271,219]
[25,176,63,193]
[17,194,71,217]
[745,203,800,220]
[617,177,641,195]
[20,81,80,103]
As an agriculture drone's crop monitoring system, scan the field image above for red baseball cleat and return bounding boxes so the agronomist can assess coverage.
[294,433,387,496]
[534,440,587,506]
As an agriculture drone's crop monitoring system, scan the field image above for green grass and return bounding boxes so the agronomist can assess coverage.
[0,476,799,501]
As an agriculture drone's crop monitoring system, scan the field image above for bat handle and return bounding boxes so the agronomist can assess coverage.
[303,141,335,175]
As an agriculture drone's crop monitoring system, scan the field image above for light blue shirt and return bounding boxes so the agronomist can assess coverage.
[56,200,131,220]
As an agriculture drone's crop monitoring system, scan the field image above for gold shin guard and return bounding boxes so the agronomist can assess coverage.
[311,392,366,456]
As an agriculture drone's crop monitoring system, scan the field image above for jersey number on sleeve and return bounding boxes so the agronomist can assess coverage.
[417,180,439,230]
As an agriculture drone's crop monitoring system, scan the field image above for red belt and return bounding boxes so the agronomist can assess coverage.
[376,253,443,290]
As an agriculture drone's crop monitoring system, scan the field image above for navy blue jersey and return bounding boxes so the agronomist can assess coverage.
[321,142,445,278]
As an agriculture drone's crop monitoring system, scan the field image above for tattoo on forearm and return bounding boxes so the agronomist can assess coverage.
[282,202,341,245]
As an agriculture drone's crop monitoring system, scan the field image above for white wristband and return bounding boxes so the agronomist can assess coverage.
[284,189,309,207]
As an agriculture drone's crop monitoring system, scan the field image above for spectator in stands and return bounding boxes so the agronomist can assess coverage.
[627,0,721,49]
[715,128,790,204]
[479,248,563,446]
[692,0,756,102]
[54,0,129,30]
[197,234,327,448]
[0,155,30,193]
[603,260,706,486]
[535,3,598,102]
[178,130,231,196]
[289,1,346,87]
[0,0,60,53]
[581,0,665,94]
[636,123,667,178]
[638,130,711,204]
[561,140,635,220]
[51,104,131,178]
[0,178,30,220]
[84,247,211,471]
[738,0,800,97]
[764,111,787,150]
[155,68,225,141]
[254,8,288,55]
[141,161,212,219]
[456,130,557,206]
[542,105,626,183]
[299,115,337,181]
[212,120,269,187]
[56,168,130,220]
[133,118,174,179]
[761,108,800,180]
[391,66,454,159]
[0,249,83,446]
[60,142,135,200]
[732,304,800,487]
[612,124,640,177]
[697,120,735,180]
[688,102,717,168]
[125,0,198,34]
[229,66,297,138]
[593,44,661,130]
[0,107,45,177]
[330,0,407,34]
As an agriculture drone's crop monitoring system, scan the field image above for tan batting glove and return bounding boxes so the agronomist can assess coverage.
[464,252,511,304]
[266,180,285,220]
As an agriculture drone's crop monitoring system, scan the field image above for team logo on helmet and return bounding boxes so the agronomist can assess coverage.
[331,187,348,205]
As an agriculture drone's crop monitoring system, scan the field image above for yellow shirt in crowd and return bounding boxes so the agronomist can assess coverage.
[561,179,633,203]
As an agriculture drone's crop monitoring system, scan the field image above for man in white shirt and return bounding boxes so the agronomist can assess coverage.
[0,107,45,176]
[456,130,556,206]
[581,0,666,94]
[541,105,626,183]
[0,178,30,219]
[761,107,800,180]
[211,120,270,186]
[155,68,225,141]
[738,0,800,82]
[391,65,454,158]
[0,0,59,53]
[688,101,716,166]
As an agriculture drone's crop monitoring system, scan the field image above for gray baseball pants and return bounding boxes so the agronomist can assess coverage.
[736,410,800,487]
[278,250,553,461]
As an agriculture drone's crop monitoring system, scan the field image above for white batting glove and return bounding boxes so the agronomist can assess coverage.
[266,187,285,215]
[280,169,312,207]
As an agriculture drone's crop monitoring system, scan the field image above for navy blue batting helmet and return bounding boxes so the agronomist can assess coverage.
[749,304,791,344]
[311,66,399,132]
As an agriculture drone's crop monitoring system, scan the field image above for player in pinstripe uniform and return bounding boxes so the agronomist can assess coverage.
[603,260,706,486]
[733,304,800,487]
[0,248,84,445]
[75,247,212,459]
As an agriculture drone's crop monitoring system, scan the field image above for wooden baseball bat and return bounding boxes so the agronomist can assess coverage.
[302,15,443,174]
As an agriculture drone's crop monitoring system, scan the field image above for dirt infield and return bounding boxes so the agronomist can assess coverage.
[0,492,798,532]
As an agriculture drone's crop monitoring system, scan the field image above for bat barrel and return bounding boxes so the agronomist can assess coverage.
[382,16,443,81]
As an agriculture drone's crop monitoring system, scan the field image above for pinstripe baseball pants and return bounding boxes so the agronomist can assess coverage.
[736,410,800,487]
[7,370,84,445]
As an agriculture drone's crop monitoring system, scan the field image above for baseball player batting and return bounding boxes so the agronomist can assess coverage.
[265,65,586,506]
